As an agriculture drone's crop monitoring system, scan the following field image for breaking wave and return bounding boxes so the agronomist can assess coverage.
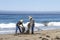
[0,22,60,28]
[0,22,60,34]
[0,22,44,28]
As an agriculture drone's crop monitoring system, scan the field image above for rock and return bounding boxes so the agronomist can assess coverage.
[42,38,48,40]
[46,35,50,38]
[55,36,60,40]
[39,37,42,38]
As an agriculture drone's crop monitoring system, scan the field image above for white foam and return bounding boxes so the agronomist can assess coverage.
[0,30,15,34]
[0,22,60,34]
[23,22,44,28]
[0,22,60,28]
[0,23,16,28]
[0,22,44,28]
[48,22,60,26]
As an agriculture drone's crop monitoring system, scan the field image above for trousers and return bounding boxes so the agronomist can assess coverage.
[31,25,34,34]
[15,26,21,34]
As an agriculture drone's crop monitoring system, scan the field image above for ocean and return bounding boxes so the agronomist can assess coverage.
[0,12,60,34]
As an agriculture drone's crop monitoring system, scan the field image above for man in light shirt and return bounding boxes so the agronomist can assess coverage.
[29,16,35,34]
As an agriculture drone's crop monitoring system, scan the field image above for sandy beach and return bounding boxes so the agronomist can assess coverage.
[0,29,60,40]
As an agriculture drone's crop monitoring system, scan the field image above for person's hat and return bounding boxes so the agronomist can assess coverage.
[28,16,32,19]
[20,19,23,22]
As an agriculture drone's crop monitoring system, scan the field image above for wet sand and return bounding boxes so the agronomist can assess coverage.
[0,29,60,40]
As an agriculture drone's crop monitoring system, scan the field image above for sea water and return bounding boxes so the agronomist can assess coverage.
[0,12,60,34]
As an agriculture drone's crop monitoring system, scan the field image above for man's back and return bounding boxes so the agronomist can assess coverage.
[30,19,35,27]
[16,21,22,27]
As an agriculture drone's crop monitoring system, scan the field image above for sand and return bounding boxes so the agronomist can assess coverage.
[0,29,60,40]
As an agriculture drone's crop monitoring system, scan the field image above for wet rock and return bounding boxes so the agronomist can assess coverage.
[46,35,50,38]
[39,37,42,38]
[42,38,48,40]
[55,36,60,40]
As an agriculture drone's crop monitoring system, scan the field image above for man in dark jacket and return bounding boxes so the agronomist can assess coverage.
[15,19,23,34]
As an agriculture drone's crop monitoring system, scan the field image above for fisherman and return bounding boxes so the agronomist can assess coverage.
[29,16,35,34]
[15,19,25,34]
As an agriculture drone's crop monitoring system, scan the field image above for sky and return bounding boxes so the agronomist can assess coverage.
[0,0,60,11]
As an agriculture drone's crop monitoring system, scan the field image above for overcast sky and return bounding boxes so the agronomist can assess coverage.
[0,0,60,11]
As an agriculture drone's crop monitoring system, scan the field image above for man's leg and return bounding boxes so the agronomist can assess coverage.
[31,25,34,34]
[18,26,22,33]
[15,26,18,34]
[27,28,30,34]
